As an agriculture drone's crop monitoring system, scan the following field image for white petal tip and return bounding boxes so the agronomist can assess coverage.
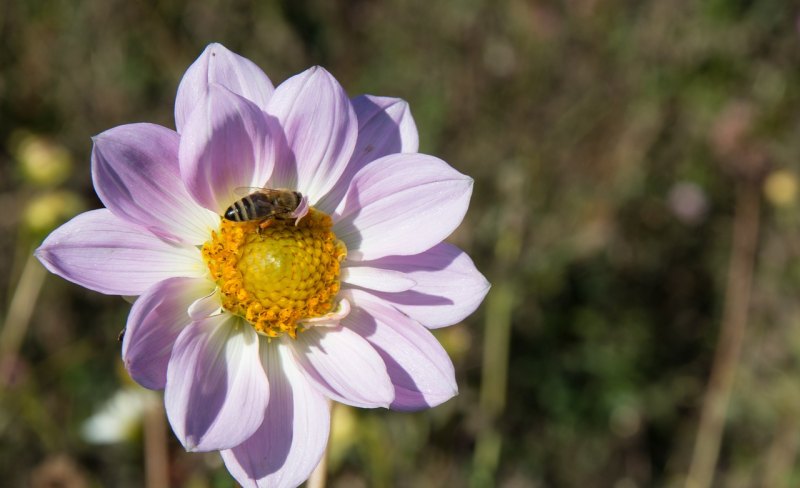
[184,436,198,452]
[299,298,351,328]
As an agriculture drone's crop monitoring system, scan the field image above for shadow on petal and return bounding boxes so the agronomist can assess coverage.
[233,369,294,479]
[222,343,330,488]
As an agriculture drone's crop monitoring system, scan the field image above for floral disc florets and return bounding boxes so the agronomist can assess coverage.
[202,209,346,338]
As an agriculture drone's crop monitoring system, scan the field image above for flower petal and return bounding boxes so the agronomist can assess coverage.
[340,266,416,292]
[165,314,269,451]
[175,43,275,133]
[221,341,330,488]
[356,243,490,328]
[266,66,357,201]
[316,95,419,212]
[290,324,393,408]
[92,123,219,245]
[344,290,457,410]
[333,154,473,260]
[35,209,206,296]
[188,288,222,320]
[123,277,215,390]
[179,84,276,214]
[350,95,419,164]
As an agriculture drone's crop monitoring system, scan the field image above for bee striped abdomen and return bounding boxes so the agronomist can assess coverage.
[225,195,255,221]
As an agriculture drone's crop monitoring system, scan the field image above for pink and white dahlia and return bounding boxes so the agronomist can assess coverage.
[36,43,488,487]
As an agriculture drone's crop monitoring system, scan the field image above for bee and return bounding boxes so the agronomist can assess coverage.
[224,188,304,227]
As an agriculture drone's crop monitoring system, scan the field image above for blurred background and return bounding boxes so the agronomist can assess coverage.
[1,1,800,487]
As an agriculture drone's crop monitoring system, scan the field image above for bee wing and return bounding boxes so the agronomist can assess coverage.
[233,186,266,196]
[232,187,291,197]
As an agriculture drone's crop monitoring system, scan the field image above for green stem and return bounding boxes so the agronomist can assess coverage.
[0,250,47,386]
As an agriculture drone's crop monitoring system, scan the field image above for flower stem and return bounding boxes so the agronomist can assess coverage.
[144,396,169,488]
[308,400,333,488]
[471,165,526,487]
[685,181,761,488]
[307,448,328,488]
[0,250,46,386]
[471,281,514,487]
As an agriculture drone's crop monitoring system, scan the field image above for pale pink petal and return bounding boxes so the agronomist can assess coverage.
[316,95,418,212]
[188,288,222,320]
[344,290,457,410]
[179,84,276,214]
[350,95,419,163]
[175,43,275,133]
[266,66,357,201]
[92,123,219,245]
[221,341,330,488]
[35,209,205,296]
[356,243,490,328]
[333,154,473,260]
[122,277,215,390]
[340,266,415,292]
[289,194,309,223]
[291,325,393,408]
[165,314,269,451]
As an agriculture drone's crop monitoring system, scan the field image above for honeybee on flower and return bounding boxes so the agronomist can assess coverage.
[36,43,489,488]
[223,187,307,227]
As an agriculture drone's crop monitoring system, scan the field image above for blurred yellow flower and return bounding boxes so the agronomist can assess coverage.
[23,191,84,233]
[764,169,797,208]
[13,132,73,187]
[329,404,358,470]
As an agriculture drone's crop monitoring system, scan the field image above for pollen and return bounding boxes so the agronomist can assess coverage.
[201,209,346,338]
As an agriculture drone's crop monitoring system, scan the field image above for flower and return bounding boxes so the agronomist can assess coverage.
[82,386,159,445]
[36,43,489,487]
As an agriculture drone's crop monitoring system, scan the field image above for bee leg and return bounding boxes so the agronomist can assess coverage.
[258,219,274,233]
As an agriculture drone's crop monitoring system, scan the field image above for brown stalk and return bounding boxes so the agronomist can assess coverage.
[144,398,170,488]
[685,180,761,488]
[307,400,333,488]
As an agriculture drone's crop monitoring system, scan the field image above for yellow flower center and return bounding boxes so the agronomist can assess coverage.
[201,209,346,338]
